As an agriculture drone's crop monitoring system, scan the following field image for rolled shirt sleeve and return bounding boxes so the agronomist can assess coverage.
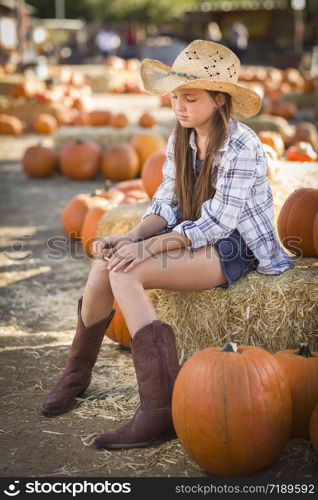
[173,145,263,251]
[141,132,179,231]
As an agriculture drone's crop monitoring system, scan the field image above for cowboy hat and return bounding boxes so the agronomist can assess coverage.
[140,39,262,118]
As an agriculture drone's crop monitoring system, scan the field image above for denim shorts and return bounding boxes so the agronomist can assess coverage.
[213,229,258,289]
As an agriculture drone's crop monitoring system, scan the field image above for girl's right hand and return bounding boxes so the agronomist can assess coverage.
[91,233,138,259]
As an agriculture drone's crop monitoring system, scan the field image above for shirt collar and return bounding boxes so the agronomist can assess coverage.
[189,117,237,153]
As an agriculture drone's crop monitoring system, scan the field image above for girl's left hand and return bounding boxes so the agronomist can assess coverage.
[106,240,153,273]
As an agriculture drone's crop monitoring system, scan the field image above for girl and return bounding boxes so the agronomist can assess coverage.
[42,40,293,449]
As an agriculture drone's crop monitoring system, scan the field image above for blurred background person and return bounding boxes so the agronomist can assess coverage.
[95,26,121,59]
[226,20,249,64]
[205,21,222,44]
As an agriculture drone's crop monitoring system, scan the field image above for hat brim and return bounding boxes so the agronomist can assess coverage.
[140,59,262,118]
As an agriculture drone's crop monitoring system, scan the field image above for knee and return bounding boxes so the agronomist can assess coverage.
[88,258,111,286]
[109,268,141,293]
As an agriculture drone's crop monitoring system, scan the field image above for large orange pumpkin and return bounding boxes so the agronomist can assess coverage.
[60,139,101,180]
[0,114,24,135]
[286,141,317,162]
[277,188,318,257]
[101,143,140,181]
[33,113,58,134]
[274,344,318,439]
[309,403,318,454]
[81,199,112,257]
[106,300,131,349]
[62,193,104,239]
[130,133,166,168]
[172,343,292,476]
[141,150,165,198]
[22,145,58,177]
[258,131,285,158]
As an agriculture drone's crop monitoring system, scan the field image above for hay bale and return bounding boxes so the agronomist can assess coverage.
[54,124,172,150]
[97,200,151,238]
[147,257,318,363]
[0,96,70,127]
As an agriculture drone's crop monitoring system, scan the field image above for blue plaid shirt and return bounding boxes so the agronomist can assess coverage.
[141,117,293,275]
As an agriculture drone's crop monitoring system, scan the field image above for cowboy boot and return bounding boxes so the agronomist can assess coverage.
[42,296,115,416]
[94,319,180,449]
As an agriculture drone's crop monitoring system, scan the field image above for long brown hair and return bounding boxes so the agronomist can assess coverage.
[173,91,232,221]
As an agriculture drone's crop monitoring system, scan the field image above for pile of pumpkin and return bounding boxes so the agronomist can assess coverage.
[21,131,166,180]
[104,56,146,94]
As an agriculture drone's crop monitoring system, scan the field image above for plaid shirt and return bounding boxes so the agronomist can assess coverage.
[141,117,293,275]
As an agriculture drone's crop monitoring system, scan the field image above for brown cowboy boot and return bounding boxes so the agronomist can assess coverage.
[42,296,115,416]
[94,319,180,449]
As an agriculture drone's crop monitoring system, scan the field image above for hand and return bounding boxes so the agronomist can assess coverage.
[91,233,137,260]
[106,240,153,272]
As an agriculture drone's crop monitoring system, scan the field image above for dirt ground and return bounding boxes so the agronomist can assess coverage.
[1,97,318,479]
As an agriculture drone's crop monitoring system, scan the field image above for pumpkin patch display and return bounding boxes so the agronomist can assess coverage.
[33,113,58,134]
[106,300,131,349]
[172,343,292,476]
[62,193,105,240]
[0,114,24,135]
[130,133,167,168]
[309,403,318,454]
[274,344,318,439]
[277,188,318,257]
[22,145,58,178]
[258,131,285,158]
[286,142,317,162]
[60,139,101,180]
[101,143,140,181]
[81,199,112,257]
[141,150,165,198]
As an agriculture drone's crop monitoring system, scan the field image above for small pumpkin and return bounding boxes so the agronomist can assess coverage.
[138,112,156,128]
[172,343,292,476]
[130,133,167,168]
[286,141,317,162]
[81,199,112,257]
[120,189,149,204]
[0,114,24,135]
[60,139,101,180]
[62,193,104,240]
[309,403,318,454]
[141,150,165,198]
[33,113,58,134]
[270,101,297,120]
[106,300,131,349]
[22,145,58,178]
[274,344,318,438]
[110,113,129,128]
[277,188,318,257]
[98,187,126,205]
[89,110,113,126]
[101,143,140,181]
[258,131,284,158]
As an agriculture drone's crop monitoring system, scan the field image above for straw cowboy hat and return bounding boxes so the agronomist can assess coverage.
[140,39,262,118]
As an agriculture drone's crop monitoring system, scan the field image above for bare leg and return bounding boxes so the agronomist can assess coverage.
[81,259,115,328]
[109,246,227,337]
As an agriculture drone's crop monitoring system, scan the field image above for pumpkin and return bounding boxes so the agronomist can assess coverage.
[286,141,317,162]
[292,122,318,151]
[110,113,129,128]
[33,113,58,134]
[73,111,91,126]
[115,178,144,193]
[138,112,156,128]
[274,344,318,439]
[120,189,149,204]
[22,145,58,178]
[60,139,101,180]
[62,193,104,239]
[160,95,172,107]
[130,133,167,168]
[101,143,140,181]
[172,343,292,476]
[105,56,126,70]
[98,187,126,205]
[81,199,112,257]
[0,114,24,135]
[309,403,318,454]
[270,101,297,120]
[89,110,113,126]
[106,300,131,349]
[141,150,165,198]
[278,188,318,257]
[258,131,284,158]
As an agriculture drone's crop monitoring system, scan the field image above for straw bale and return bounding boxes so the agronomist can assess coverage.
[97,200,151,238]
[0,96,70,127]
[53,124,171,150]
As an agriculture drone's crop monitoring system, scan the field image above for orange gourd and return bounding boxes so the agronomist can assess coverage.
[89,110,113,126]
[286,141,317,162]
[62,193,104,240]
[0,114,24,135]
[138,112,156,128]
[130,133,166,168]
[258,131,285,158]
[141,150,165,198]
[309,403,318,454]
[274,344,318,438]
[33,113,58,134]
[80,199,112,257]
[277,188,318,257]
[106,301,131,349]
[22,145,58,177]
[101,143,140,181]
[172,343,292,476]
[60,139,101,180]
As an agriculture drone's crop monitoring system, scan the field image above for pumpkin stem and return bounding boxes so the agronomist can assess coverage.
[221,342,238,353]
[295,343,313,358]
